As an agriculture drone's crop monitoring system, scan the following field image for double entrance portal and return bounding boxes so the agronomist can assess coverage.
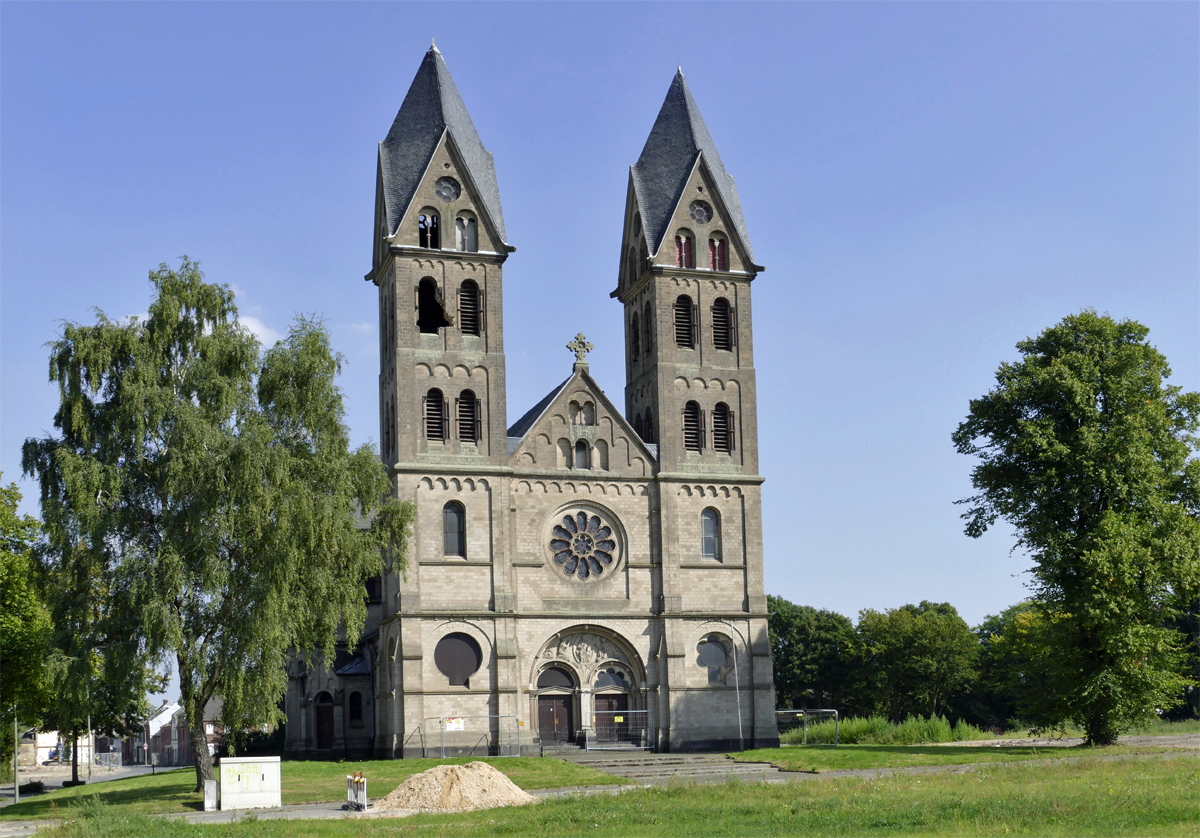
[537,693,629,744]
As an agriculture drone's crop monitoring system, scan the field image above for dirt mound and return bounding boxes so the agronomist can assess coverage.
[374,761,537,813]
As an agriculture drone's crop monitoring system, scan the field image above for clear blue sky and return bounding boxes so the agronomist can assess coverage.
[3,3,1197,638]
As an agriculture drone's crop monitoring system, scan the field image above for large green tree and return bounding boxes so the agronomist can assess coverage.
[23,259,413,789]
[853,601,978,721]
[767,596,855,710]
[953,310,1200,744]
[0,477,50,780]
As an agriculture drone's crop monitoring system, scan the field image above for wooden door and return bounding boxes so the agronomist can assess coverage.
[538,695,572,742]
[593,694,628,742]
[315,699,334,750]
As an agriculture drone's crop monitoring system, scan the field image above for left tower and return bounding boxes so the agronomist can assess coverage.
[368,44,512,472]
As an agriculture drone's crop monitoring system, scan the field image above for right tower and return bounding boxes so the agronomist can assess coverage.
[615,70,778,750]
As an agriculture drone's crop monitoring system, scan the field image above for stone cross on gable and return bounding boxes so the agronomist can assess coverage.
[567,333,594,366]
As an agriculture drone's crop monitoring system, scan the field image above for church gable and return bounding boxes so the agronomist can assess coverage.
[656,160,750,275]
[508,369,656,478]
[390,131,504,255]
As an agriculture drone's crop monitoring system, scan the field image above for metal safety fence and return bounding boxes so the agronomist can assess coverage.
[585,710,651,751]
[423,715,523,758]
[92,752,123,770]
[776,709,839,745]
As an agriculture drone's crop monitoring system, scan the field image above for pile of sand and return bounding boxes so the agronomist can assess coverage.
[374,761,537,813]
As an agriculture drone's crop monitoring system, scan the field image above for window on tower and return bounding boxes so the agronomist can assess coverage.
[417,278,451,334]
[644,407,655,444]
[457,389,481,443]
[682,400,704,451]
[424,388,447,441]
[711,297,734,351]
[630,312,640,362]
[708,235,728,271]
[455,212,478,252]
[458,280,481,336]
[643,301,653,355]
[639,238,649,275]
[674,295,695,348]
[713,402,734,453]
[443,502,466,557]
[674,230,695,268]
[701,508,721,561]
[418,209,441,249]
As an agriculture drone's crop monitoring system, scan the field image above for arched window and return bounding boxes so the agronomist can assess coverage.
[711,297,734,352]
[455,213,478,252]
[643,301,653,355]
[594,668,628,690]
[634,413,644,439]
[594,439,609,470]
[443,501,466,557]
[638,238,649,275]
[574,440,589,470]
[418,210,440,249]
[630,312,640,362]
[434,632,482,687]
[713,402,735,453]
[457,389,481,442]
[682,401,704,452]
[627,247,636,283]
[708,236,728,271]
[582,401,595,425]
[632,213,642,238]
[458,280,481,336]
[674,230,694,268]
[569,400,581,425]
[417,278,450,334]
[674,295,695,348]
[701,508,721,561]
[424,389,447,440]
[537,666,575,689]
[643,407,655,444]
[348,692,364,726]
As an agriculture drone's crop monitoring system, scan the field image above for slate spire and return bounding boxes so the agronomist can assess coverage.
[378,47,507,244]
[631,69,755,265]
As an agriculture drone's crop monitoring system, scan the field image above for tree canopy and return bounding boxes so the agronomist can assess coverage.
[22,259,413,788]
[767,596,854,710]
[953,310,1200,744]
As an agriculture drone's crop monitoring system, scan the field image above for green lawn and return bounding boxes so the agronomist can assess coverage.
[0,758,627,821]
[43,753,1200,837]
[734,742,1185,773]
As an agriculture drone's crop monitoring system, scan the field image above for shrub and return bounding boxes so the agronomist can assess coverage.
[19,780,45,794]
[781,714,994,745]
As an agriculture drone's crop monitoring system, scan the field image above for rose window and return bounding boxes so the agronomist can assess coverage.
[550,511,617,580]
[689,200,713,224]
[434,177,461,201]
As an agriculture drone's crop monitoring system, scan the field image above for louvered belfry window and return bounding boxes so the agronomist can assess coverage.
[424,389,448,441]
[456,389,481,442]
[712,297,734,351]
[713,402,735,453]
[674,295,695,348]
[682,400,705,452]
[458,280,481,336]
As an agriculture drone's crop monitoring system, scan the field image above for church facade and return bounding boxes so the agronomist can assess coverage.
[286,47,778,757]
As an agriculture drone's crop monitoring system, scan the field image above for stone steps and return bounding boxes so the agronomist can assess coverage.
[558,753,797,784]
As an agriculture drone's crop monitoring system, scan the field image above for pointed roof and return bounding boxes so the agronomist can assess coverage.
[379,46,507,244]
[631,69,755,264]
[506,375,572,439]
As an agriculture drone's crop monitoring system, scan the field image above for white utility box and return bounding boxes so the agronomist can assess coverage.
[217,756,282,810]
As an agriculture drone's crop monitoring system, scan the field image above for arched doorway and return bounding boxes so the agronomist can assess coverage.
[536,666,576,743]
[315,691,334,750]
[592,666,632,743]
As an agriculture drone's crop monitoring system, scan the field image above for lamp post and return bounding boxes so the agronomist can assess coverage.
[723,620,744,752]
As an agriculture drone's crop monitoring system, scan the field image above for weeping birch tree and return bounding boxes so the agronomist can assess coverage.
[23,259,413,790]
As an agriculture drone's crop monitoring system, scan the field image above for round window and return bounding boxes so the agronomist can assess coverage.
[434,632,482,686]
[549,510,619,580]
[698,638,727,669]
[434,177,461,201]
[689,200,713,224]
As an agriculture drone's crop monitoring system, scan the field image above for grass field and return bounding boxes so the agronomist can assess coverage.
[42,753,1200,837]
[0,758,627,821]
[735,742,1185,773]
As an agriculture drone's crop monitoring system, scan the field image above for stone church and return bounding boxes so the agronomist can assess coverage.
[286,45,779,757]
